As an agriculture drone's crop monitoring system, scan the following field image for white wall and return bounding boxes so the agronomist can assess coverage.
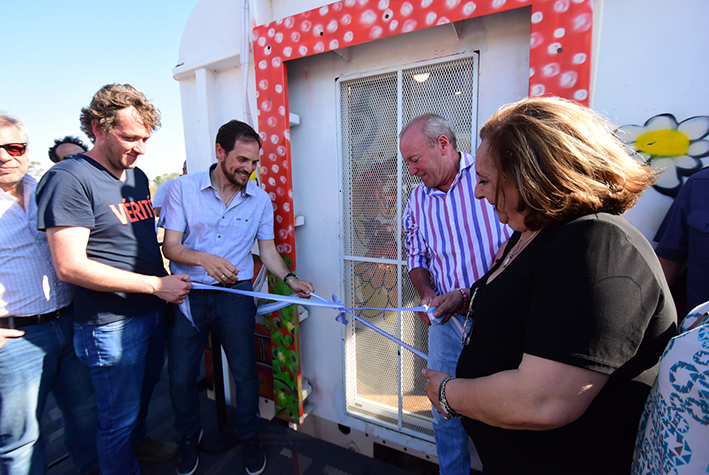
[174,0,254,173]
[591,0,709,239]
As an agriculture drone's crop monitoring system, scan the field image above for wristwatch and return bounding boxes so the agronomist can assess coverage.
[439,377,462,419]
[283,272,297,286]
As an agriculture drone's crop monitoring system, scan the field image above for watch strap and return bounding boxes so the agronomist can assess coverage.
[439,377,463,419]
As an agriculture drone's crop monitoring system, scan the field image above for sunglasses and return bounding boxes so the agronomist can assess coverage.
[0,143,27,157]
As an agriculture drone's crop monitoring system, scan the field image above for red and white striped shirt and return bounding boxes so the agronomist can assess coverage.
[403,151,511,295]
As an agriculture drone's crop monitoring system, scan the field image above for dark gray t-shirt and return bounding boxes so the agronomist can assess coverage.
[36,154,166,325]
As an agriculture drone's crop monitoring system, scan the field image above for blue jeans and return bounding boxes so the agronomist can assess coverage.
[0,314,98,475]
[73,309,165,475]
[429,317,471,475]
[168,281,259,440]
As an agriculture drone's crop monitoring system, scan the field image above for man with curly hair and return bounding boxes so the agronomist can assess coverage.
[48,135,88,163]
[36,84,192,475]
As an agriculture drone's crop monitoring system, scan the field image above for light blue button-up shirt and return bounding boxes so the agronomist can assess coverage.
[160,168,274,283]
[0,175,72,317]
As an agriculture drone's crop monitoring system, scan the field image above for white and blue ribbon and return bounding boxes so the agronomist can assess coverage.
[177,283,463,362]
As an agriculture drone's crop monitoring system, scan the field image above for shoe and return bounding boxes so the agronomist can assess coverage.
[177,429,203,475]
[244,437,266,475]
[135,436,179,463]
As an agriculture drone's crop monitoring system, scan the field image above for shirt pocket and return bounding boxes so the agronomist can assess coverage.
[227,213,258,241]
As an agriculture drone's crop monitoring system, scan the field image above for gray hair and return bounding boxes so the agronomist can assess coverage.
[400,113,458,151]
[0,114,28,142]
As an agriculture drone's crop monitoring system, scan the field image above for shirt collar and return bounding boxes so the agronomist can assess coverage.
[424,151,474,197]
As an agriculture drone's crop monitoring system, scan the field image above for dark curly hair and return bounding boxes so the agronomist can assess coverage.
[48,135,88,163]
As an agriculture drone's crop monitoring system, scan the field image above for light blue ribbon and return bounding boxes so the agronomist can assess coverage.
[178,283,440,361]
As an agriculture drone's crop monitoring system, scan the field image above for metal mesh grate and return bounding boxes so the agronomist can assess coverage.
[401,57,477,156]
[341,72,399,260]
[339,54,477,440]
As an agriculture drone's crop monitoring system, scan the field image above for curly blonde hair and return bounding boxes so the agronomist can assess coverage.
[479,97,657,230]
[80,84,161,142]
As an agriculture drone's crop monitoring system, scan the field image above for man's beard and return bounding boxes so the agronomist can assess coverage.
[220,160,246,189]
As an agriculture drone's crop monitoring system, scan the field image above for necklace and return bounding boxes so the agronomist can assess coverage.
[221,187,239,207]
[210,170,240,207]
[502,230,539,268]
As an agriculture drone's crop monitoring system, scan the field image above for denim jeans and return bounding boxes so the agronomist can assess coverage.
[429,317,471,475]
[73,309,165,475]
[0,313,98,475]
[168,281,259,441]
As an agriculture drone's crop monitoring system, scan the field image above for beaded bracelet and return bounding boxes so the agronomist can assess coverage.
[458,288,468,313]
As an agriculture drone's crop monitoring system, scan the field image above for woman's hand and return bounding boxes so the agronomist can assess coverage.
[423,368,451,417]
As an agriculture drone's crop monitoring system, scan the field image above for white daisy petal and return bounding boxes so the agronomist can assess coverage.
[644,114,679,131]
[617,125,647,144]
[672,154,700,169]
[678,116,709,140]
[653,164,680,189]
[687,139,709,158]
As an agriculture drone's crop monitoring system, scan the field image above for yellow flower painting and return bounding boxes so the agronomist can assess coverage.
[618,114,709,197]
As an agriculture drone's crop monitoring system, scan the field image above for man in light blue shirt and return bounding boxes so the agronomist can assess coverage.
[161,120,313,475]
[0,114,98,474]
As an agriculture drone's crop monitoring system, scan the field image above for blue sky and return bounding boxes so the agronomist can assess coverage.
[0,0,200,182]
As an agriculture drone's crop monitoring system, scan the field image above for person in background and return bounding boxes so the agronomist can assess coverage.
[632,300,709,475]
[48,135,88,163]
[161,120,313,475]
[0,115,98,474]
[36,84,192,475]
[401,113,510,474]
[152,160,187,217]
[423,97,676,474]
[654,166,709,316]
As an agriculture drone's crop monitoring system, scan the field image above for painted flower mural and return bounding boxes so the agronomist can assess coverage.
[618,114,709,197]
[351,163,399,324]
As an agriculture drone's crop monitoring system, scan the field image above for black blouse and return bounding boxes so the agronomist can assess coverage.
[456,213,676,475]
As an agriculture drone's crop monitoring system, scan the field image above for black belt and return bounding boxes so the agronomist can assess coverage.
[0,306,68,329]
[192,280,250,294]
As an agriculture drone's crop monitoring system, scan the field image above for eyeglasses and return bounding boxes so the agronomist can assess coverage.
[60,153,78,160]
[0,143,27,157]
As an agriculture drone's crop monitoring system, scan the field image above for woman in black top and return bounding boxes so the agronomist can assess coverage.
[422,97,677,474]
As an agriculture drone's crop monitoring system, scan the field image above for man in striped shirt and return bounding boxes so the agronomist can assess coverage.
[0,114,98,473]
[401,114,509,475]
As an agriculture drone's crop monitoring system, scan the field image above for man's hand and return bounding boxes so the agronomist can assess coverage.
[0,328,25,350]
[287,278,314,299]
[198,253,239,285]
[417,294,435,326]
[429,290,465,325]
[154,274,192,304]
[423,368,451,417]
[408,267,437,326]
